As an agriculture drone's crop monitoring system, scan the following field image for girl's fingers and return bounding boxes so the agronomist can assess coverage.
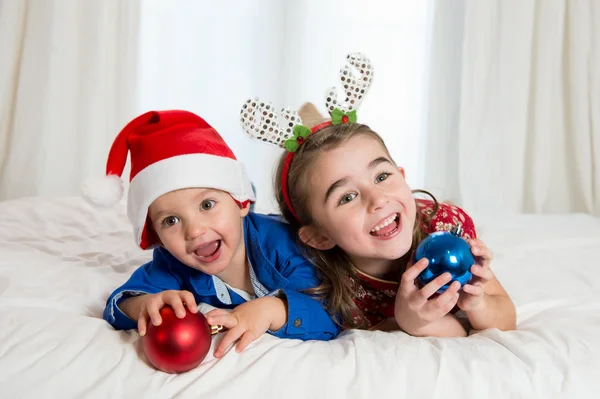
[462,283,484,296]
[470,241,493,260]
[471,264,493,281]
[426,282,460,316]
[400,258,430,295]
[416,272,453,304]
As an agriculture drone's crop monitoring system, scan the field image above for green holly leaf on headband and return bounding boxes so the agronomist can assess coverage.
[294,124,311,139]
[284,124,311,152]
[284,138,299,152]
[331,108,357,125]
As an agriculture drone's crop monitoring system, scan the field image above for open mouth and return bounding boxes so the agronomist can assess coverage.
[193,240,222,259]
[370,213,400,237]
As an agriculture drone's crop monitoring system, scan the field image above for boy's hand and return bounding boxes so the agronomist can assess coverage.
[136,290,198,336]
[395,257,461,335]
[457,239,494,311]
[206,296,287,358]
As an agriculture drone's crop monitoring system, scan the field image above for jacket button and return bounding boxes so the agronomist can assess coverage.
[293,318,302,328]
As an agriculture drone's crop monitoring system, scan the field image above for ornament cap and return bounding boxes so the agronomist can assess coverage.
[451,223,463,237]
[210,325,225,335]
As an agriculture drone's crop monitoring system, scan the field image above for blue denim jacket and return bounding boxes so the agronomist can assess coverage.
[103,212,340,341]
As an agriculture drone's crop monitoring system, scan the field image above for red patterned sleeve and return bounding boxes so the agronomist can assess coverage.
[416,199,477,240]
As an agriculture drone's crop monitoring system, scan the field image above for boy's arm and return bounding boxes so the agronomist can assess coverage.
[103,248,184,330]
[117,294,149,322]
[269,257,341,341]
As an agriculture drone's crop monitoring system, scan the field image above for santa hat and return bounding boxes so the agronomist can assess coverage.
[82,110,255,249]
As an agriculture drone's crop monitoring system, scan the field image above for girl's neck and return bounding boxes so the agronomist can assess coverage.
[352,256,406,282]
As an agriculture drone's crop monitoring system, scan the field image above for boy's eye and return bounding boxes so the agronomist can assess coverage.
[338,192,357,205]
[376,172,390,183]
[162,216,180,227]
[201,199,216,211]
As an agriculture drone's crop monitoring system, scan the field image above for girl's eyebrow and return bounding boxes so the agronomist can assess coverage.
[369,156,393,168]
[324,177,349,204]
[323,157,393,204]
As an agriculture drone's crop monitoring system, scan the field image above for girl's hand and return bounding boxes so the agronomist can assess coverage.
[457,239,495,311]
[206,296,286,358]
[137,290,198,336]
[395,257,461,335]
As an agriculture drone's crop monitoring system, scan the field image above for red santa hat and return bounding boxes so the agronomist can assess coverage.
[82,110,255,249]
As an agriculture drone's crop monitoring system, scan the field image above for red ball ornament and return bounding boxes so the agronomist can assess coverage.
[142,306,213,373]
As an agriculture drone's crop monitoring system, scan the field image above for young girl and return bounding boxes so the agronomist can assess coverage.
[240,53,516,336]
[85,110,339,359]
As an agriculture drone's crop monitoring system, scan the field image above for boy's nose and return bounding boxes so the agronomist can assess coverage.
[185,222,207,241]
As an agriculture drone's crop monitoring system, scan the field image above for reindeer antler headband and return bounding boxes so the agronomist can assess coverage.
[240,52,374,220]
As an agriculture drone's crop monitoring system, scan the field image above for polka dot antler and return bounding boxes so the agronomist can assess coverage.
[239,98,303,149]
[239,52,375,222]
[324,52,374,114]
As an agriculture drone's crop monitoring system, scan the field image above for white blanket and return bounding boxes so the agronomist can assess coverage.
[0,197,599,398]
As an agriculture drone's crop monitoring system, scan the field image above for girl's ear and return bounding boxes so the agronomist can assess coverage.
[398,167,406,178]
[299,225,335,250]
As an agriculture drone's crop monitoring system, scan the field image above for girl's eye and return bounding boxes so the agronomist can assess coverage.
[201,199,216,211]
[376,172,390,183]
[162,216,180,227]
[338,192,357,205]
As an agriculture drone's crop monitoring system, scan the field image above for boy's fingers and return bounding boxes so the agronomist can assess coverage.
[167,297,186,318]
[146,303,163,326]
[215,327,243,358]
[180,291,198,313]
[235,330,258,353]
[207,313,238,329]
[138,310,148,336]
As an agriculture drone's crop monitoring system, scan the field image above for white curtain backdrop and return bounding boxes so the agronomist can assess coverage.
[136,0,434,214]
[0,0,140,201]
[0,0,434,215]
[424,0,600,216]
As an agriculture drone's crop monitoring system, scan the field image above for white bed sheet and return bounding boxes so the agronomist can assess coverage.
[0,197,599,398]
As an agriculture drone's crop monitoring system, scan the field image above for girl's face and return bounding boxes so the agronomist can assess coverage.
[301,135,416,267]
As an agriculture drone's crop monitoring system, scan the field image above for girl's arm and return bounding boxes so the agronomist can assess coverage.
[409,314,467,337]
[465,276,516,331]
[458,238,517,331]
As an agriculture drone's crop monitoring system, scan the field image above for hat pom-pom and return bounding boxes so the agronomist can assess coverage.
[82,174,124,207]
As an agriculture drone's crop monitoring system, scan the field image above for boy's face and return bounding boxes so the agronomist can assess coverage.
[148,188,249,276]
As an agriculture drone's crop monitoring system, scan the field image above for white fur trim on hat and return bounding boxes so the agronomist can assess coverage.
[127,153,255,246]
[81,174,124,207]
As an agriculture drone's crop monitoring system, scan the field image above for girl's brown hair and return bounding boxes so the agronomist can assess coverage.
[274,103,438,328]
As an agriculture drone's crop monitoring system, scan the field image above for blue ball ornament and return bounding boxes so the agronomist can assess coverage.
[413,224,475,293]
